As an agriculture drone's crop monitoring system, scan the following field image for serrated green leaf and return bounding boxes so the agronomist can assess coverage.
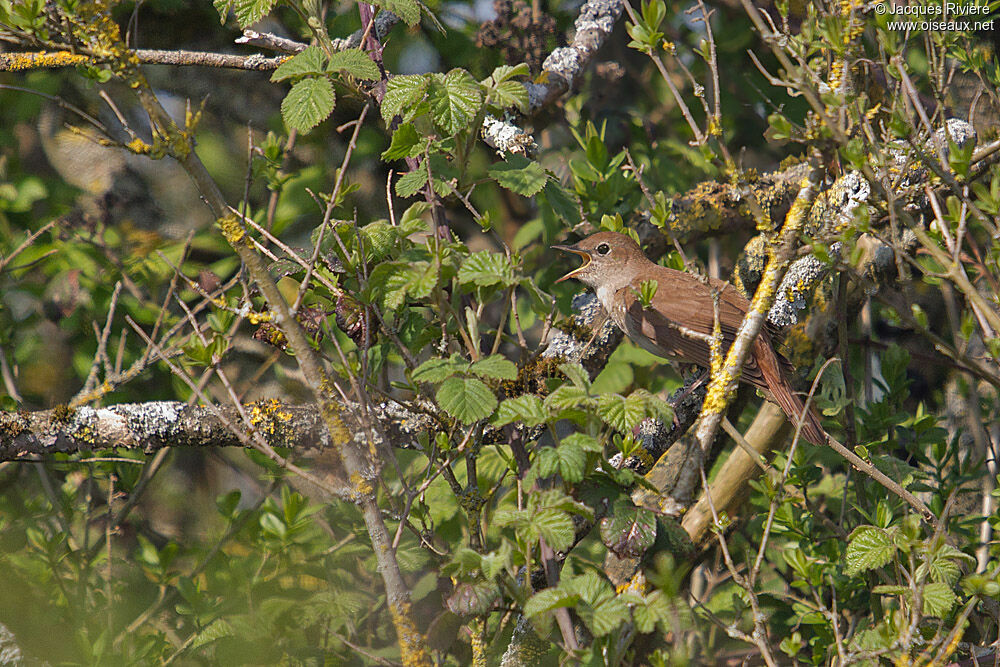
[565,572,628,637]
[378,0,420,25]
[596,393,645,432]
[326,48,379,80]
[599,502,657,558]
[470,354,516,380]
[544,385,590,410]
[271,46,326,82]
[412,354,468,383]
[398,202,430,236]
[532,507,575,551]
[437,377,497,424]
[407,260,437,299]
[844,526,896,575]
[492,81,529,112]
[535,443,587,483]
[632,590,671,633]
[921,581,957,617]
[541,180,581,225]
[458,251,516,288]
[213,0,233,23]
[488,155,547,196]
[395,169,427,198]
[559,362,591,390]
[382,123,422,161]
[383,75,428,123]
[232,0,277,27]
[366,261,411,311]
[281,77,335,132]
[358,220,398,261]
[189,619,235,650]
[585,594,629,637]
[488,63,530,84]
[493,394,547,427]
[523,588,578,618]
[562,432,601,452]
[427,69,483,136]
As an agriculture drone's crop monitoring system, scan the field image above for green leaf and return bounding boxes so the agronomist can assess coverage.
[532,507,575,551]
[326,48,379,80]
[559,363,591,390]
[488,155,547,197]
[366,261,411,311]
[562,432,602,452]
[358,220,398,261]
[213,0,233,22]
[487,63,530,84]
[446,581,500,616]
[566,572,628,637]
[377,0,420,25]
[596,393,645,432]
[189,619,235,650]
[281,77,335,132]
[493,394,547,427]
[844,526,897,576]
[382,75,428,123]
[436,377,497,424]
[407,260,437,299]
[544,385,590,411]
[599,502,657,558]
[270,46,326,82]
[490,80,529,112]
[232,0,277,27]
[632,590,671,634]
[470,354,516,380]
[523,588,578,618]
[427,69,483,136]
[412,354,468,383]
[921,582,957,617]
[382,123,422,161]
[395,169,428,199]
[458,251,516,288]
[398,202,430,236]
[541,181,581,225]
[535,443,587,483]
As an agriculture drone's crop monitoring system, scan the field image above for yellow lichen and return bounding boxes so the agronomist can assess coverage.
[246,310,274,325]
[470,618,486,667]
[0,51,90,72]
[217,213,246,245]
[350,472,373,497]
[389,600,431,667]
[126,137,152,154]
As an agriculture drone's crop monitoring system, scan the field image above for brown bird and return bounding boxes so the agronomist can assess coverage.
[554,231,826,445]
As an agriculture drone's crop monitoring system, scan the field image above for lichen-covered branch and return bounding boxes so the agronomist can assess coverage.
[695,163,822,455]
[0,399,435,462]
[0,49,286,72]
[523,0,624,111]
[483,0,624,154]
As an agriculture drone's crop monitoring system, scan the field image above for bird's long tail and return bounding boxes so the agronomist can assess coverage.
[754,339,827,446]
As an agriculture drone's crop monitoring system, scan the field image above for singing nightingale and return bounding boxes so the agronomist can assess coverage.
[553,231,826,445]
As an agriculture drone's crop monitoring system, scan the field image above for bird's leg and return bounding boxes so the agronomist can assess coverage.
[579,309,611,358]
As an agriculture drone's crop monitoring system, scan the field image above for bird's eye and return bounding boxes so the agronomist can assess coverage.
[596,243,611,256]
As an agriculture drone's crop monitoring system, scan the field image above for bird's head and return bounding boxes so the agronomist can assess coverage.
[552,231,643,288]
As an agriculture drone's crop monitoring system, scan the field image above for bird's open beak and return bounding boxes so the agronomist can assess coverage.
[552,244,591,283]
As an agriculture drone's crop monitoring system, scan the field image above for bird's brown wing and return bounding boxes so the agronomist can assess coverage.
[620,267,770,391]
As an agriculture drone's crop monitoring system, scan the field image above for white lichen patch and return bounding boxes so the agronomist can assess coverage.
[113,401,184,441]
